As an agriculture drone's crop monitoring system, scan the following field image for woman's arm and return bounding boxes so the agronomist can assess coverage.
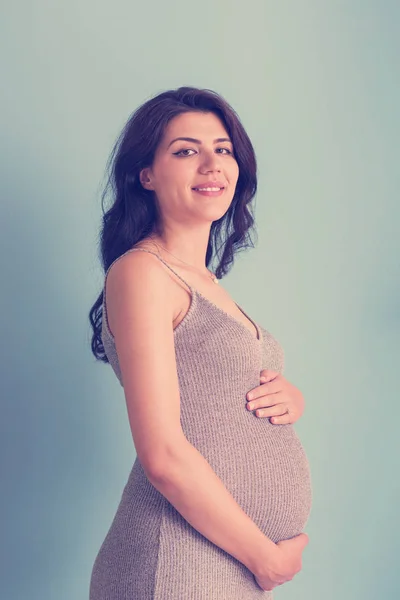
[147,433,276,576]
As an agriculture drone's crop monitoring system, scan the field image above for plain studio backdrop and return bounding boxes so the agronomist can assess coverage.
[1,1,399,599]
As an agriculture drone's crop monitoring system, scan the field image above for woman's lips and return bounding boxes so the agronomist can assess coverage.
[192,188,225,197]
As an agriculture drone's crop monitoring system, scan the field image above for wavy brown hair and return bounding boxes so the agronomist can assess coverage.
[89,86,259,363]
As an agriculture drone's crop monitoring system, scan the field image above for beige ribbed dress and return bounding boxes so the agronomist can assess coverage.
[89,248,312,599]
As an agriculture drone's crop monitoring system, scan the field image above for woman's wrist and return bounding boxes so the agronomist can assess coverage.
[246,535,279,577]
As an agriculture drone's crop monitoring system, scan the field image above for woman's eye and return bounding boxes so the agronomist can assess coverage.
[173,147,233,157]
[174,149,195,156]
[217,148,233,155]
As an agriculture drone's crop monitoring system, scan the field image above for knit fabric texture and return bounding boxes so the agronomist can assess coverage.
[89,248,313,599]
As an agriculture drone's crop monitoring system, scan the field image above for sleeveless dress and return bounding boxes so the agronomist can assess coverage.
[89,248,312,600]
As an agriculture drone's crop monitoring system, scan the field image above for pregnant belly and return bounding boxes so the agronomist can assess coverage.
[182,412,313,544]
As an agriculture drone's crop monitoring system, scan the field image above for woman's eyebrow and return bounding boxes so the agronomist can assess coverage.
[167,136,232,148]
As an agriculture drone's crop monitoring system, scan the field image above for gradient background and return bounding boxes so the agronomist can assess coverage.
[1,1,399,599]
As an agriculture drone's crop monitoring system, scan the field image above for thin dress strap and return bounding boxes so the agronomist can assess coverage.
[115,247,194,294]
[102,247,195,340]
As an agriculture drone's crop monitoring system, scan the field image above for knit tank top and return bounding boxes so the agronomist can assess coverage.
[90,247,313,600]
[101,247,283,386]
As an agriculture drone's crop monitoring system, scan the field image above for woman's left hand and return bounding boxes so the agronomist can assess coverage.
[245,370,305,425]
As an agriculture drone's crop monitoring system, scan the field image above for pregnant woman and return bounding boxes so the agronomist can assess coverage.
[88,86,312,599]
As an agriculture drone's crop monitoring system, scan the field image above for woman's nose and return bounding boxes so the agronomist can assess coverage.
[200,151,222,171]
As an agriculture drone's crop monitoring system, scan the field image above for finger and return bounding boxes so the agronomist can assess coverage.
[246,386,281,403]
[248,379,283,401]
[246,398,287,417]
[269,411,292,425]
[260,369,279,383]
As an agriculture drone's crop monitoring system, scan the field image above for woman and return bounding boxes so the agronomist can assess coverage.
[88,86,312,599]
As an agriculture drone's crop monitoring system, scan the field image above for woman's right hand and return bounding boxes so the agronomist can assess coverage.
[254,532,309,591]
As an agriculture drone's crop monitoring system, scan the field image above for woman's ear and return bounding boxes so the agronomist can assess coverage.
[139,167,154,191]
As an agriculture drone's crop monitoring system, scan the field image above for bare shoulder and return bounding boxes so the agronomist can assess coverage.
[105,247,177,337]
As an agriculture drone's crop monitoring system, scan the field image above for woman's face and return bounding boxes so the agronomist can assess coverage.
[140,111,239,227]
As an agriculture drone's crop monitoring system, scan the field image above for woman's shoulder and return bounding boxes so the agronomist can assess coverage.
[105,239,160,278]
[105,241,185,329]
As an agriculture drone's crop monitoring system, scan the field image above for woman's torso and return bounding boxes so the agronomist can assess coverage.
[101,242,313,542]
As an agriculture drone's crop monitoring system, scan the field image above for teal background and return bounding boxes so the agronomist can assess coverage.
[2,2,399,598]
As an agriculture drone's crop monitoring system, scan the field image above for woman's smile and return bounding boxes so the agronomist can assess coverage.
[192,187,226,197]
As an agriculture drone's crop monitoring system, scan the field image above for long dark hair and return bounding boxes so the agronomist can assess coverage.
[89,86,258,363]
